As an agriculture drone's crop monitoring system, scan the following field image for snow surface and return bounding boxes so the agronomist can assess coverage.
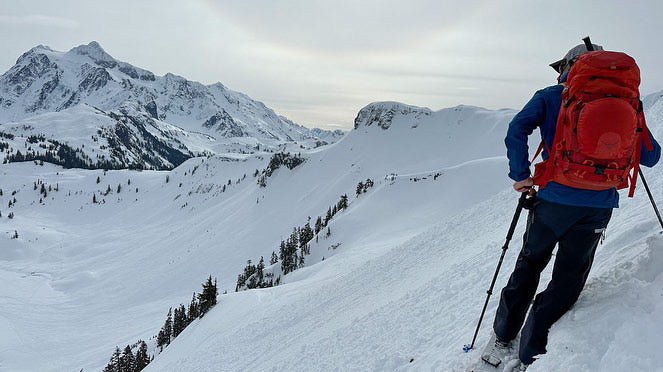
[0,94,662,372]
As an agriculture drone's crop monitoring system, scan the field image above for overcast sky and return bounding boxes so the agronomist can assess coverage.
[1,0,662,130]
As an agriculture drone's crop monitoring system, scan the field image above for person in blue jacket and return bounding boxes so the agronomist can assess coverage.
[481,43,662,371]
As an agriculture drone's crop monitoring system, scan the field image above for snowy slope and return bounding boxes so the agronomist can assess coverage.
[145,96,663,372]
[0,94,662,372]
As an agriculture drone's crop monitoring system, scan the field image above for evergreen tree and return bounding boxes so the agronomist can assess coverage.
[164,307,173,343]
[104,346,121,372]
[315,216,323,235]
[270,250,278,265]
[119,345,135,372]
[298,251,305,268]
[356,181,364,196]
[134,341,150,371]
[338,194,348,210]
[332,204,338,216]
[97,176,101,184]
[172,304,187,338]
[256,256,265,287]
[198,276,218,315]
[299,222,314,249]
[279,240,288,273]
[242,260,257,289]
[282,228,299,274]
[324,207,333,225]
[93,193,97,203]
[157,308,173,349]
[156,329,167,351]
[326,226,331,237]
[187,293,199,322]
[102,362,113,372]
[235,273,246,292]
[117,183,122,193]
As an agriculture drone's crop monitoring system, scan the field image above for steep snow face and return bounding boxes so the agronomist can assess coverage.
[144,97,663,372]
[0,42,343,168]
[0,99,515,372]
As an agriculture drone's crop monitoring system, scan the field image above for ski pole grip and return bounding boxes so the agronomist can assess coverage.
[583,36,594,51]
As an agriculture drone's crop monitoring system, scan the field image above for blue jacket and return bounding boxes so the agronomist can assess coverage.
[505,83,661,208]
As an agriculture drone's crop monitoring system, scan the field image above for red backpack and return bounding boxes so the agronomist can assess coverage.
[533,51,654,197]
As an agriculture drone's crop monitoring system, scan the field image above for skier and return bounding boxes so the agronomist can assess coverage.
[481,42,661,370]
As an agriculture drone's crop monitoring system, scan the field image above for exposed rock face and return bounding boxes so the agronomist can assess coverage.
[203,110,247,138]
[353,102,432,130]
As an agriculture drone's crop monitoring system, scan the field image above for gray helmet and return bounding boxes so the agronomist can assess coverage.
[550,43,604,73]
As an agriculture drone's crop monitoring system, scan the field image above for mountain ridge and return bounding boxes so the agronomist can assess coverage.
[0,41,343,170]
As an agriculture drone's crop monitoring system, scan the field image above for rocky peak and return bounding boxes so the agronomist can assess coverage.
[353,102,432,130]
[69,41,117,68]
[15,45,53,65]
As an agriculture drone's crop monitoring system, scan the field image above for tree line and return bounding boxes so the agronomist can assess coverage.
[257,152,305,187]
[235,193,349,291]
[101,275,218,372]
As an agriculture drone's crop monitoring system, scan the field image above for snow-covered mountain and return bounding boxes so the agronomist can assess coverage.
[0,92,662,372]
[0,42,343,170]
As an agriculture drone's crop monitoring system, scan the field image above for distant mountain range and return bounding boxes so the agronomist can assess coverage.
[0,41,343,170]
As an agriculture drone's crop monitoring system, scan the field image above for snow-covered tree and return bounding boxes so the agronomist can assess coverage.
[356,181,364,196]
[119,345,135,372]
[134,341,150,371]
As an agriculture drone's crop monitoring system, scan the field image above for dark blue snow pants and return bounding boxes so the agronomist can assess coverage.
[493,199,612,365]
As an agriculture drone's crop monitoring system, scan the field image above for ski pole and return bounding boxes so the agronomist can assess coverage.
[639,169,663,231]
[464,191,530,352]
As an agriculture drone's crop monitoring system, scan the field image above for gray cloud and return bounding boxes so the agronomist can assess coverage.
[209,0,486,53]
[0,14,78,29]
